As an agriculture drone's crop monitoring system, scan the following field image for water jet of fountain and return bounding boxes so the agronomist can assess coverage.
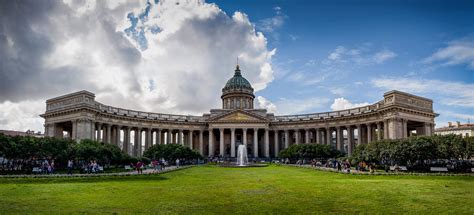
[236,144,248,166]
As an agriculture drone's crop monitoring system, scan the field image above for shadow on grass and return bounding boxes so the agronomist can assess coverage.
[0,174,169,184]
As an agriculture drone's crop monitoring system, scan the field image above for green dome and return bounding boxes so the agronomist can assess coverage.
[223,65,253,91]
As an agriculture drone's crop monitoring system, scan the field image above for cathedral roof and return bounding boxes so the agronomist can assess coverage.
[222,65,254,92]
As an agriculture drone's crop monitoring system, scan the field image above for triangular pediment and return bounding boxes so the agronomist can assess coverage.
[208,110,268,122]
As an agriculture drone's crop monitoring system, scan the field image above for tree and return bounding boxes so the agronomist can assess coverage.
[143,144,202,162]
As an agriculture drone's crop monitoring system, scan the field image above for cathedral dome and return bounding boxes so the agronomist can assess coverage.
[221,65,255,109]
[222,65,253,91]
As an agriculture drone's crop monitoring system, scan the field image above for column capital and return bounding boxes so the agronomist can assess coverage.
[230,128,235,131]
[242,128,247,131]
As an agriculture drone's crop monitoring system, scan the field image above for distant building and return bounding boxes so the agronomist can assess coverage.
[435,122,473,137]
[0,130,44,138]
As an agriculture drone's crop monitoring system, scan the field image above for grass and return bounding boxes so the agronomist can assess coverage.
[0,165,472,214]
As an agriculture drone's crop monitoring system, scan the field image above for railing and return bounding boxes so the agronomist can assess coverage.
[273,101,384,121]
[93,100,385,123]
[96,103,206,122]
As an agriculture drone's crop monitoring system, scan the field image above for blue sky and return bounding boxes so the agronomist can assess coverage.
[0,0,473,132]
[210,0,474,127]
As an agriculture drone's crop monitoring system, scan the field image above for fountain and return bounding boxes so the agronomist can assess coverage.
[218,144,268,167]
[236,144,248,166]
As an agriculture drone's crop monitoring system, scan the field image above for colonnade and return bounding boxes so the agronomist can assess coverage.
[52,119,434,157]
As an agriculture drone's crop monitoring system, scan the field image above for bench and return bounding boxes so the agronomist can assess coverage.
[389,166,408,171]
[32,167,42,174]
[124,165,133,170]
[430,167,448,172]
[471,168,474,173]
[98,166,104,172]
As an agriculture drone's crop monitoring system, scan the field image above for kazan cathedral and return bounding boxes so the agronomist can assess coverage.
[41,65,436,158]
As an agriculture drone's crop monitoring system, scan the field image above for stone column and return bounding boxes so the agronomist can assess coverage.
[336,127,342,151]
[168,130,173,144]
[274,130,279,157]
[367,124,372,143]
[116,126,122,147]
[253,128,259,157]
[243,128,248,146]
[383,120,389,140]
[357,124,362,145]
[146,128,152,150]
[136,128,142,156]
[264,129,270,158]
[178,129,184,145]
[326,127,331,146]
[347,126,353,156]
[230,128,236,157]
[124,127,130,155]
[71,120,77,140]
[156,129,162,145]
[188,130,194,149]
[377,122,382,141]
[284,130,289,149]
[305,129,310,144]
[295,130,300,144]
[315,128,320,144]
[219,128,225,157]
[106,124,112,144]
[97,123,102,142]
[209,129,214,157]
[402,119,408,138]
[199,130,204,155]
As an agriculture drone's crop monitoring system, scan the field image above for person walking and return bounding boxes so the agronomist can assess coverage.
[67,160,73,175]
[136,161,143,174]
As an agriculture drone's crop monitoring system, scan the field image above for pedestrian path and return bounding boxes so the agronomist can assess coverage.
[0,165,193,178]
[284,164,473,176]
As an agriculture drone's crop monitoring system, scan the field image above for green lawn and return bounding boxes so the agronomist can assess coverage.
[0,165,472,214]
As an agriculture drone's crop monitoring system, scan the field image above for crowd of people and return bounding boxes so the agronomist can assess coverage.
[290,158,377,173]
[41,159,55,174]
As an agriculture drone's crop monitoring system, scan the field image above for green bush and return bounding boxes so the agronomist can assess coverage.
[278,144,344,160]
[143,144,202,162]
[350,134,473,166]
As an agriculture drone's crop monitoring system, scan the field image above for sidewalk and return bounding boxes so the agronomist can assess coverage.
[0,165,193,178]
[283,164,473,176]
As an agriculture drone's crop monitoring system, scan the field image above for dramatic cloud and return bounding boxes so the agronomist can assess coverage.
[424,39,474,69]
[371,78,474,107]
[256,96,277,113]
[0,100,45,132]
[0,0,276,132]
[330,98,369,111]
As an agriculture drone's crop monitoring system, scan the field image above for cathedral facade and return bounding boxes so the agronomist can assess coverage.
[41,65,436,158]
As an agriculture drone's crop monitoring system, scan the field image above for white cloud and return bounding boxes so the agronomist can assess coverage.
[0,100,45,132]
[373,50,397,64]
[257,6,285,33]
[273,97,331,115]
[424,39,474,69]
[325,46,396,65]
[0,0,276,131]
[256,96,277,113]
[330,98,370,111]
[371,78,474,107]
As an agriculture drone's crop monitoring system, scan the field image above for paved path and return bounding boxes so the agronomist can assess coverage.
[285,164,473,176]
[0,165,193,178]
